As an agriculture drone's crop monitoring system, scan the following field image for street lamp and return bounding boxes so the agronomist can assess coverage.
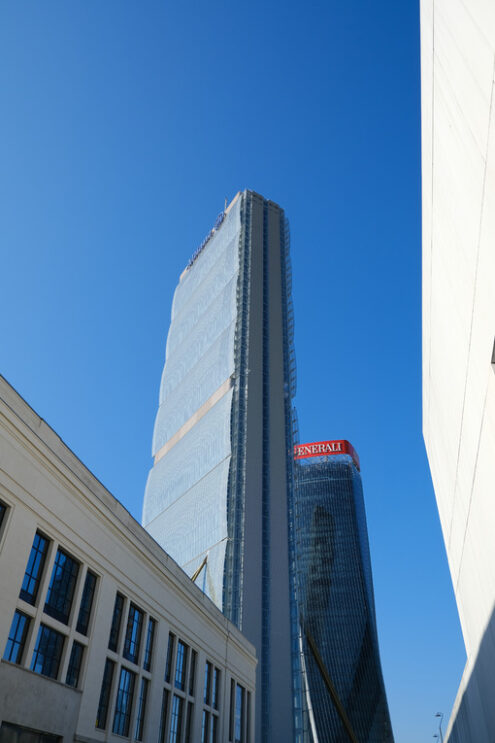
[435,712,444,743]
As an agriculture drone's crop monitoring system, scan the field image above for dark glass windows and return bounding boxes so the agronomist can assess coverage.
[175,640,187,690]
[123,603,143,665]
[0,722,60,742]
[108,592,125,652]
[189,649,197,696]
[76,570,97,635]
[96,659,115,730]
[65,641,84,688]
[185,702,194,743]
[3,610,30,664]
[20,532,49,605]
[212,667,220,709]
[112,667,136,737]
[235,684,244,743]
[159,689,170,743]
[134,677,149,742]
[202,710,209,743]
[169,695,184,743]
[143,617,156,672]
[165,632,175,683]
[204,661,212,705]
[0,500,7,532]
[30,624,64,679]
[44,548,79,624]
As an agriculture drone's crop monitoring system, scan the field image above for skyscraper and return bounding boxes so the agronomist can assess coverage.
[294,440,394,743]
[421,2,495,740]
[143,190,297,742]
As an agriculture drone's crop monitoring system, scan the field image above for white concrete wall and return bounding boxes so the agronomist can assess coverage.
[0,376,256,742]
[421,1,495,740]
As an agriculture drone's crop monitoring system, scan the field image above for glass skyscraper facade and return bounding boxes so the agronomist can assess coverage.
[143,190,297,742]
[294,441,394,743]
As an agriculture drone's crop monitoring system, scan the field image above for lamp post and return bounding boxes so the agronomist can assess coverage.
[435,712,444,743]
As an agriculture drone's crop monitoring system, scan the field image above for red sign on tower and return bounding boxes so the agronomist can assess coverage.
[293,440,360,470]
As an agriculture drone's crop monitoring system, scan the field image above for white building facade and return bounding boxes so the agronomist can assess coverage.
[421,2,495,740]
[0,376,256,743]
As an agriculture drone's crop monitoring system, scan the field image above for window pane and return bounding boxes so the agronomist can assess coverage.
[159,689,170,743]
[169,695,183,743]
[30,624,64,680]
[3,610,30,664]
[66,641,84,688]
[20,532,49,605]
[0,722,60,742]
[76,570,97,635]
[108,592,125,652]
[185,702,194,743]
[123,603,144,664]
[112,667,136,737]
[235,684,244,743]
[44,548,80,624]
[143,618,156,672]
[201,710,209,743]
[96,659,115,730]
[210,713,217,743]
[204,661,212,705]
[189,649,197,696]
[165,632,175,683]
[0,500,7,532]
[134,677,149,741]
[212,668,220,709]
[175,640,187,690]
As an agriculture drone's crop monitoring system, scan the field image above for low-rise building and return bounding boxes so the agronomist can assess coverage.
[0,376,256,743]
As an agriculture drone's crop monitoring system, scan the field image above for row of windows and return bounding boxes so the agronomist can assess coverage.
[1,520,252,741]
[18,530,97,634]
[4,612,85,688]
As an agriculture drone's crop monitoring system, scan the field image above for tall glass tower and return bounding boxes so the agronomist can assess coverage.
[143,190,297,742]
[294,440,394,743]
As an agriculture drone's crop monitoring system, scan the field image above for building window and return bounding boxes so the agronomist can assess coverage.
[19,531,49,605]
[159,689,170,743]
[0,722,61,742]
[143,617,156,672]
[204,661,212,705]
[212,667,220,709]
[165,632,175,683]
[123,603,144,665]
[44,548,80,624]
[0,499,7,532]
[201,710,209,743]
[3,610,30,664]
[134,677,149,742]
[30,624,64,680]
[169,695,184,743]
[189,649,197,696]
[108,592,125,652]
[96,658,115,730]
[112,666,136,737]
[175,640,187,691]
[234,683,244,743]
[65,641,84,688]
[209,713,218,743]
[76,570,97,635]
[185,702,194,743]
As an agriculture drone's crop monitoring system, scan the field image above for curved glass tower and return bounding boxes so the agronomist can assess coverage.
[143,190,297,743]
[294,440,394,743]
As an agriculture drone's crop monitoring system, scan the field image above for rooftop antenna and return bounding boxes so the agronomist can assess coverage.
[224,196,228,212]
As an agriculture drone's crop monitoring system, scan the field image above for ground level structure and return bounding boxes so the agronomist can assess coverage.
[0,376,256,743]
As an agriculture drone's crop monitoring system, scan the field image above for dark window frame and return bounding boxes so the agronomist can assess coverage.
[143,617,156,672]
[108,592,125,652]
[112,666,136,737]
[76,569,97,635]
[66,640,84,688]
[20,531,50,605]
[123,603,144,665]
[30,623,65,680]
[96,658,115,730]
[44,547,80,625]
[134,677,149,742]
[3,610,30,665]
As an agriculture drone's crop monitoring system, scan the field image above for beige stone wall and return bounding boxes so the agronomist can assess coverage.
[0,376,256,742]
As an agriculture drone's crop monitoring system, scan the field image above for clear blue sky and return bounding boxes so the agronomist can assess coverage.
[1,2,465,740]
